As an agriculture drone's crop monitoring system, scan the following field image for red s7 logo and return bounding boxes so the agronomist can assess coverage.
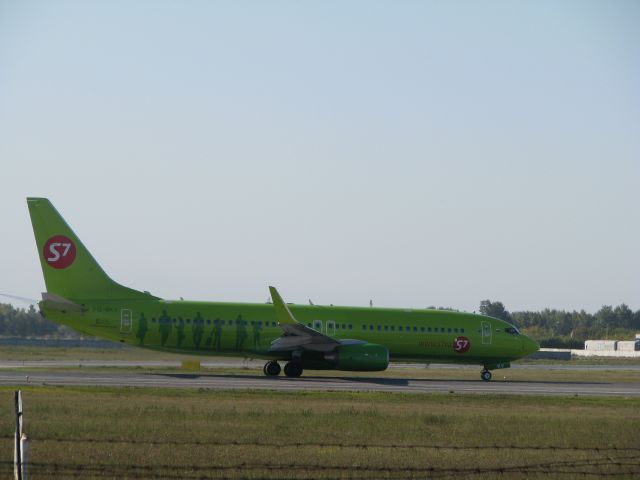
[453,336,471,353]
[43,236,76,269]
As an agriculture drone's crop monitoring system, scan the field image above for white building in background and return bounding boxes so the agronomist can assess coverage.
[574,335,640,358]
[584,340,618,351]
[531,334,640,360]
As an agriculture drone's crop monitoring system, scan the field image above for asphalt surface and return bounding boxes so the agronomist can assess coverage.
[1,369,639,396]
[2,359,640,370]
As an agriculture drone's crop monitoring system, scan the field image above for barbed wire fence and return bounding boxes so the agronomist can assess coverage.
[5,393,639,479]
[1,455,639,479]
[2,440,639,479]
[2,435,640,452]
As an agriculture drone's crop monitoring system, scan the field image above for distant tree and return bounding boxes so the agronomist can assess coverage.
[479,300,512,323]
[613,304,634,329]
[0,302,76,338]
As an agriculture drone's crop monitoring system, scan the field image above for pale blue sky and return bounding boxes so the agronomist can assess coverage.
[1,1,638,313]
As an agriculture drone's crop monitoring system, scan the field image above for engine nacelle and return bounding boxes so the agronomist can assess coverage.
[325,343,389,371]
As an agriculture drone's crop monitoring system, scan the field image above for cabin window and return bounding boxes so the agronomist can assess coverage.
[362,325,367,330]
[272,322,277,327]
[342,324,346,329]
[448,328,452,333]
[391,326,395,331]
[186,319,191,324]
[427,327,431,332]
[369,325,374,331]
[460,328,465,333]
[406,326,410,332]
[413,326,418,332]
[151,318,156,323]
[399,326,403,332]
[258,321,262,326]
[172,319,176,324]
[384,325,389,331]
[377,325,381,331]
[348,324,352,330]
[206,319,211,325]
[420,326,425,332]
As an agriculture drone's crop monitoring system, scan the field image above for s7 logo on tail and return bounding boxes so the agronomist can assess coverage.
[43,235,76,269]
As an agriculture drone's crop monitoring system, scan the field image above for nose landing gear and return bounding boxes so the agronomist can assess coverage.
[481,369,492,381]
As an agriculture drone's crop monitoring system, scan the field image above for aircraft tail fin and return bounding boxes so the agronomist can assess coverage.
[27,198,155,301]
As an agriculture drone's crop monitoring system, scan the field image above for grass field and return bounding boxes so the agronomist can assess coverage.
[2,386,639,479]
[2,346,640,479]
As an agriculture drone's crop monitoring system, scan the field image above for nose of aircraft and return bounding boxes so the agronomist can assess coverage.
[522,335,540,357]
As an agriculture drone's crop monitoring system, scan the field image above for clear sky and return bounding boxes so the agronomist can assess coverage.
[1,1,638,313]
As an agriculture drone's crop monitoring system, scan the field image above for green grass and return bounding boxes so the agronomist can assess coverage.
[1,387,639,479]
[0,345,181,361]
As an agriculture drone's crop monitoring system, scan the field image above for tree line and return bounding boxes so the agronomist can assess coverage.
[479,300,640,348]
[0,303,76,338]
[1,301,638,348]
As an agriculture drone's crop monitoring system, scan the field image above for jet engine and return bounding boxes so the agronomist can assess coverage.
[324,342,389,371]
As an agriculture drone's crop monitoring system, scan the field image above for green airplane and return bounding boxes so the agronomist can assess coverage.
[27,197,538,381]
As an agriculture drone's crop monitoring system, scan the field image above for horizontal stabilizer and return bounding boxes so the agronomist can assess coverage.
[40,292,87,313]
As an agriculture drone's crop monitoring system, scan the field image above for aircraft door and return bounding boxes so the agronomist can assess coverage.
[326,320,335,336]
[120,309,132,334]
[481,321,492,345]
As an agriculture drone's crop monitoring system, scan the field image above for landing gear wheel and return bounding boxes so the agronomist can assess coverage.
[481,370,492,382]
[284,362,303,378]
[263,360,281,376]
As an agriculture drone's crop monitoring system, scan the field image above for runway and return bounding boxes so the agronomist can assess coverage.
[1,370,639,396]
[2,359,640,370]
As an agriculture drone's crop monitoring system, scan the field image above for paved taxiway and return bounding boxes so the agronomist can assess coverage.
[0,370,638,396]
[2,359,640,370]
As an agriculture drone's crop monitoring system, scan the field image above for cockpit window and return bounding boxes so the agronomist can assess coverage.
[505,326,520,335]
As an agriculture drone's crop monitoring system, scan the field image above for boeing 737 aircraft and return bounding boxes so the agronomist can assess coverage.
[27,198,538,381]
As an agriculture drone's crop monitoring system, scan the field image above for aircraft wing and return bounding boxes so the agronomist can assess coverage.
[268,286,340,353]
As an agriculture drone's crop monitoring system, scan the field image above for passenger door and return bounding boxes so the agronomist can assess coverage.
[326,320,335,336]
[481,321,492,345]
[120,309,132,334]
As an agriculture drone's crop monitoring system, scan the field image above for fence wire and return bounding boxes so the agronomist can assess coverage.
[1,454,638,479]
[1,435,638,452]
[3,434,639,479]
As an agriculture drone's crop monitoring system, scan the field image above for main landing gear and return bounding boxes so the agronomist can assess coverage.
[263,360,281,376]
[284,362,303,378]
[481,369,492,382]
[263,360,304,378]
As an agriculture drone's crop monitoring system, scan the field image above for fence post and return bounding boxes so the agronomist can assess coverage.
[20,433,29,480]
[14,390,23,480]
